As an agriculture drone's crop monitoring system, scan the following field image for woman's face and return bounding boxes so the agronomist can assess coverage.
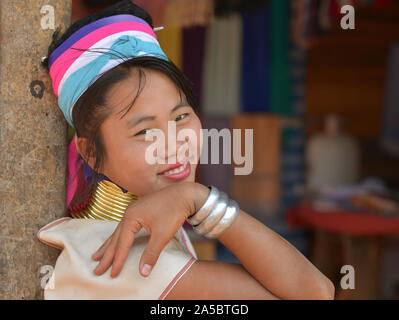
[94,68,202,196]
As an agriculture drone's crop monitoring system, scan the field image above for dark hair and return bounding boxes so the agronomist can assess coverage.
[42,0,199,212]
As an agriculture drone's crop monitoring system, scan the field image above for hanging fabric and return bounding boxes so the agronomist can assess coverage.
[268,0,291,115]
[201,13,243,116]
[183,26,206,110]
[318,0,332,33]
[381,43,399,158]
[279,0,309,211]
[291,0,309,49]
[290,0,308,116]
[241,7,270,112]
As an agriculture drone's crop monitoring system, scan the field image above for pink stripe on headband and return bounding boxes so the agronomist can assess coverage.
[50,21,157,97]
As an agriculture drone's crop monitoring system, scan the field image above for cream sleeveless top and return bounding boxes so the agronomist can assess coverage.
[37,217,197,300]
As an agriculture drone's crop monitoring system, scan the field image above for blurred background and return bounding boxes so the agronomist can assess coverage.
[70,0,399,299]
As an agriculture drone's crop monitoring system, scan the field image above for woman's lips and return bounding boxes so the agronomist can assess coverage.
[159,158,191,181]
[158,156,188,175]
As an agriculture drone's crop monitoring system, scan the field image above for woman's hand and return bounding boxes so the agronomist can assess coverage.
[91,181,209,278]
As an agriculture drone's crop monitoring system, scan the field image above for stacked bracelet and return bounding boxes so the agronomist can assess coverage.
[187,186,240,239]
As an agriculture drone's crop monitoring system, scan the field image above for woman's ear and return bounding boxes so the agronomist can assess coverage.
[75,136,96,169]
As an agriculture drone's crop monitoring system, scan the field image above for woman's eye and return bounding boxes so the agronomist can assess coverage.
[175,113,189,121]
[135,128,152,136]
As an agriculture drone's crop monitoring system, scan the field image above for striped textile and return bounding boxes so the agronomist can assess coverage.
[49,14,168,127]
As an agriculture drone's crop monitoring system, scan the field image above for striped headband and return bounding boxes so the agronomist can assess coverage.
[49,14,168,128]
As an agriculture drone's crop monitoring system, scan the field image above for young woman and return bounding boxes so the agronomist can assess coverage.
[40,0,334,300]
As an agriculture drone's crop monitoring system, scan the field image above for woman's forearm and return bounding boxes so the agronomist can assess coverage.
[218,210,335,299]
[189,182,335,300]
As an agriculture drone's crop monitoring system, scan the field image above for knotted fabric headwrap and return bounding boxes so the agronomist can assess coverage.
[49,14,168,128]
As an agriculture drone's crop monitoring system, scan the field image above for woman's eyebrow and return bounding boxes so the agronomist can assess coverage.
[126,101,190,129]
[127,115,156,129]
[171,101,190,113]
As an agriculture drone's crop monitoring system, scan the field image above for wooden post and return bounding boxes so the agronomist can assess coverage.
[0,0,71,299]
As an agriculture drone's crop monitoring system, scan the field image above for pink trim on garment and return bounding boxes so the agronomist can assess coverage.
[158,257,196,300]
[37,217,71,250]
[179,228,195,258]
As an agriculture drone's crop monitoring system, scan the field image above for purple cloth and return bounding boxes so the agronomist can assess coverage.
[242,8,270,112]
[183,26,206,111]
[83,161,128,193]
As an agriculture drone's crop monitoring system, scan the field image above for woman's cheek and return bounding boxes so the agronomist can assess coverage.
[123,156,157,196]
[128,142,151,169]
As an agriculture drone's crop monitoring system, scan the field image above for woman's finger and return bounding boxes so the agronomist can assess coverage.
[110,220,142,278]
[139,230,170,277]
[93,226,121,275]
[91,223,121,260]
[91,234,113,261]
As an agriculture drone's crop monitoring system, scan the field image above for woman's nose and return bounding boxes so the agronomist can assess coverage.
[157,134,188,164]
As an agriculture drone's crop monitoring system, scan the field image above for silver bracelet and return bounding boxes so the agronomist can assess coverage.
[192,192,229,235]
[188,185,240,239]
[187,186,219,226]
[204,199,240,239]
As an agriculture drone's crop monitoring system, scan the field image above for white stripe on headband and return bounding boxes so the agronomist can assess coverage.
[57,30,159,97]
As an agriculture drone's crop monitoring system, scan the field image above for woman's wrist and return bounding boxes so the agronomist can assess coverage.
[180,182,211,219]
[185,184,240,239]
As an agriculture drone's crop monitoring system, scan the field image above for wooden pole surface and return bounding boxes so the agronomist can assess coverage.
[0,0,72,299]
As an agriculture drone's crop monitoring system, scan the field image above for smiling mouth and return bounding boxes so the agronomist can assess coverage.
[160,158,189,176]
